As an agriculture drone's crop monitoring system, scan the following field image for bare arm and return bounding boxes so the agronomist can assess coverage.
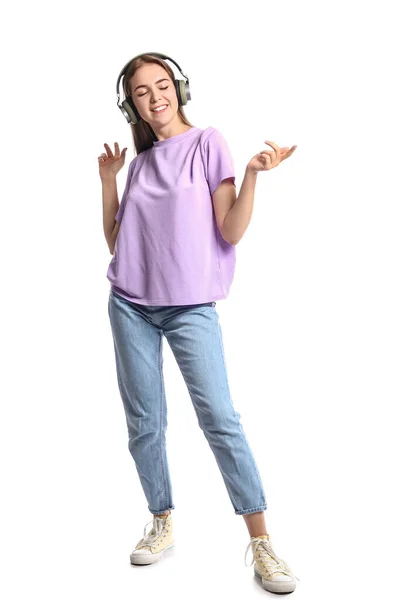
[220,167,258,245]
[102,176,120,254]
[108,222,120,255]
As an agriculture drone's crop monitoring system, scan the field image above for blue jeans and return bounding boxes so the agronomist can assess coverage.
[108,290,267,516]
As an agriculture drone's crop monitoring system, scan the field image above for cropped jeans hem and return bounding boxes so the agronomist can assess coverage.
[148,504,175,515]
[234,504,267,515]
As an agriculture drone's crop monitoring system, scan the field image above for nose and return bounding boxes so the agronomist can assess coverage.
[150,89,163,103]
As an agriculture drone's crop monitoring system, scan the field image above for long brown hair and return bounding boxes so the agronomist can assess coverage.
[122,54,194,155]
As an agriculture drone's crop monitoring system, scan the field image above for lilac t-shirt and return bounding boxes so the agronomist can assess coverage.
[106,126,236,306]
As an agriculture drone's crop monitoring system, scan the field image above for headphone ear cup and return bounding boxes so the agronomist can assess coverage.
[175,78,190,106]
[121,98,141,124]
[174,79,182,106]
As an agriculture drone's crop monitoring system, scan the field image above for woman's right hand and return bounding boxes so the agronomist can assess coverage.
[98,142,128,180]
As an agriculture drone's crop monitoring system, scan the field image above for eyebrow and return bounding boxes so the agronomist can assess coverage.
[133,78,170,92]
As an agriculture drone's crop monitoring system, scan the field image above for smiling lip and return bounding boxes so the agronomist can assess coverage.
[152,105,168,112]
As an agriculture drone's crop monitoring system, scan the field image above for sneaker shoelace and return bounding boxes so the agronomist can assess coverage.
[244,537,300,582]
[136,516,169,550]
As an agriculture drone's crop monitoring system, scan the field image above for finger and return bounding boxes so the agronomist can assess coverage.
[114,141,120,156]
[282,146,297,159]
[265,140,279,163]
[104,143,113,157]
[282,149,296,161]
[264,140,279,151]
[262,154,271,169]
[260,150,274,158]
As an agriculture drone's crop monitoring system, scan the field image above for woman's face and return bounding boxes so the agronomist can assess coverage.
[129,63,178,126]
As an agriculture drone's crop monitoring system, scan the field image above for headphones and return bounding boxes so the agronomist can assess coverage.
[116,52,192,125]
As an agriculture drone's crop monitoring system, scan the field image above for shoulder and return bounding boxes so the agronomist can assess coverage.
[127,151,147,175]
[199,127,232,155]
[199,127,233,163]
[199,126,224,143]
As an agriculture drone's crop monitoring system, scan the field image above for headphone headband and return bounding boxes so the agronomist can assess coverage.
[116,51,191,125]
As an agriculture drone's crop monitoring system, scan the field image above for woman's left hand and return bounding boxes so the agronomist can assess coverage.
[247,140,297,173]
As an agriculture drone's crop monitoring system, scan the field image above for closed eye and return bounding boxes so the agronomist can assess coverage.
[138,86,169,97]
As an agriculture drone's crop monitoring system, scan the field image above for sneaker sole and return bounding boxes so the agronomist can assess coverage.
[254,568,296,594]
[130,542,175,565]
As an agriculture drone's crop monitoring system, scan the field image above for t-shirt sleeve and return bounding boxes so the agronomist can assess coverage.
[203,129,236,196]
[115,157,137,223]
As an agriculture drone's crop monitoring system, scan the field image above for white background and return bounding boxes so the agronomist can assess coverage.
[1,0,399,598]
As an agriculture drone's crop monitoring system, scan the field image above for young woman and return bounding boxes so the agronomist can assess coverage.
[98,52,298,594]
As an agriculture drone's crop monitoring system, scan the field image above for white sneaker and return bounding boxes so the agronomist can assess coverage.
[244,533,300,594]
[130,513,175,565]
